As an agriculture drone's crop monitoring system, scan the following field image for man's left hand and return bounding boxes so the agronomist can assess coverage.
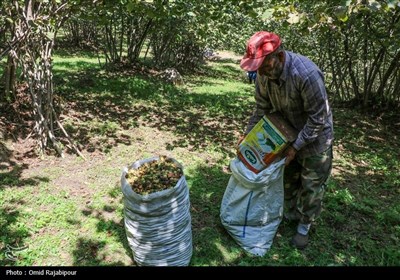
[285,146,297,166]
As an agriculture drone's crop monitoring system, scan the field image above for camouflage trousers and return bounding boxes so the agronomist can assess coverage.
[284,146,333,225]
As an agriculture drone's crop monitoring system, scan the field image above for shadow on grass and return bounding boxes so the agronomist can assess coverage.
[72,237,128,266]
[0,205,29,266]
[313,108,400,265]
[72,184,134,266]
[0,165,49,190]
[185,161,245,265]
[51,59,252,158]
[0,142,50,265]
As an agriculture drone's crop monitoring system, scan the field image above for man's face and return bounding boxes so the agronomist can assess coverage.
[257,51,284,80]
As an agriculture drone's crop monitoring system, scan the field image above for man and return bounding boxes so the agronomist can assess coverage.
[247,71,257,83]
[239,31,334,249]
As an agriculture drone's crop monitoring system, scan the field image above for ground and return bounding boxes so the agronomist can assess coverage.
[1,51,399,266]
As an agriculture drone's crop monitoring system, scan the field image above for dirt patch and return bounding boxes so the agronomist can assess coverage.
[205,50,243,64]
[215,50,243,62]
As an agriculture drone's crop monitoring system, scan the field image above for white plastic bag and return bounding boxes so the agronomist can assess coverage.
[121,156,192,266]
[220,157,285,256]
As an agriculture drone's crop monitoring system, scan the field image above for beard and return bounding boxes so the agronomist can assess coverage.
[264,62,283,80]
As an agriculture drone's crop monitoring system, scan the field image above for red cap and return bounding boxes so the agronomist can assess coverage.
[240,31,281,71]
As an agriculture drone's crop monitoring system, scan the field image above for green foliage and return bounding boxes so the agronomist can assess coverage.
[237,0,400,108]
[1,50,399,266]
[2,0,400,108]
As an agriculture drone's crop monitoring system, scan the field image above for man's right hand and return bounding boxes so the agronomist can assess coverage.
[236,135,246,158]
[237,135,246,146]
[284,146,297,166]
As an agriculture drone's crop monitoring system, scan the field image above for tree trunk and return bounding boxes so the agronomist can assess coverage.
[362,14,369,108]
[343,29,360,101]
[3,55,17,102]
[131,19,153,63]
[376,51,400,98]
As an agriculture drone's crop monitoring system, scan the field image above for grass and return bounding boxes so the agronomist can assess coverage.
[0,51,399,266]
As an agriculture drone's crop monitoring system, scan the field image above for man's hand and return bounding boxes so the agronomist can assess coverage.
[285,146,297,166]
[237,135,246,146]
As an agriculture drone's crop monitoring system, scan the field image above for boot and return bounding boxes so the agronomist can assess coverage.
[291,232,309,249]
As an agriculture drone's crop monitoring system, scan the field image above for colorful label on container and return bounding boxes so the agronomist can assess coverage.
[238,116,289,173]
